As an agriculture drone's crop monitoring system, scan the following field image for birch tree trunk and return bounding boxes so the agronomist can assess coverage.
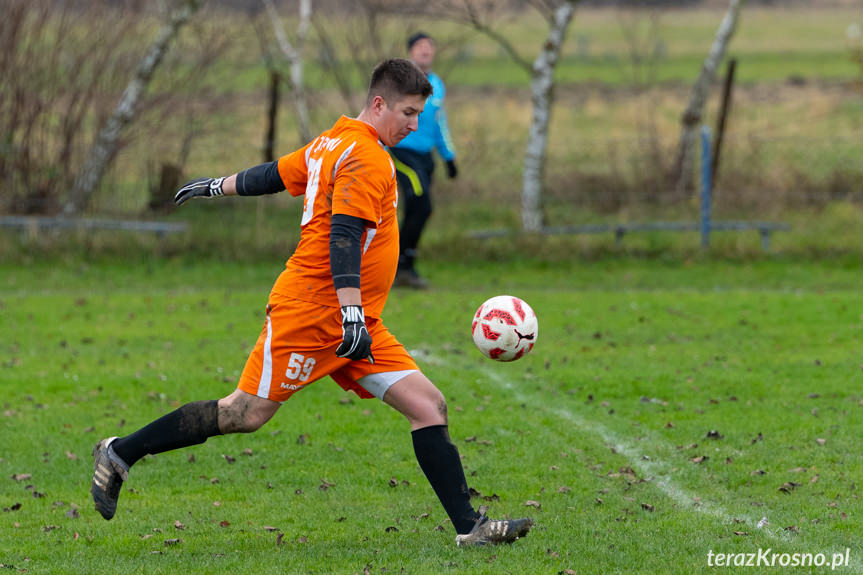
[522,2,575,232]
[263,0,313,146]
[453,0,576,232]
[673,0,743,197]
[64,0,200,215]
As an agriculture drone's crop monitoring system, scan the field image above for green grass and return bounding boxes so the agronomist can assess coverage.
[1,258,861,574]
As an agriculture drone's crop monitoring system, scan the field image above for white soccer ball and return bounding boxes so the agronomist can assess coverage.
[471,295,538,362]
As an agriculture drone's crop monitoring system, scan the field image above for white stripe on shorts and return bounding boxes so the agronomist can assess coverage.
[356,370,417,400]
[257,315,274,399]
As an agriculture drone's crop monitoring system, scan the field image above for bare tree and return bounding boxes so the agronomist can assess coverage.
[64,0,202,215]
[673,0,743,197]
[0,0,150,215]
[262,0,313,145]
[428,0,577,232]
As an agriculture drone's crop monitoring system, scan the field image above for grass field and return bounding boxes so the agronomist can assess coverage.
[1,258,861,574]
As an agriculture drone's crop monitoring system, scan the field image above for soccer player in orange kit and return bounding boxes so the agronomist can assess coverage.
[90,59,531,547]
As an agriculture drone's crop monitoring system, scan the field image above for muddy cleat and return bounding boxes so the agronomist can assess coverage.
[455,511,533,547]
[91,437,129,520]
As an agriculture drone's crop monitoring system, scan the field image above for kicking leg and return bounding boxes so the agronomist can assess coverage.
[382,372,478,533]
[91,389,279,519]
[383,372,533,545]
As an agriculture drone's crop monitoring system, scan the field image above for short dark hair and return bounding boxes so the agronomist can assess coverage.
[366,58,432,106]
[407,32,432,50]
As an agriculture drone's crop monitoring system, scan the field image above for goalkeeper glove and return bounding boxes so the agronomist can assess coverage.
[335,305,374,363]
[445,160,458,179]
[174,177,225,206]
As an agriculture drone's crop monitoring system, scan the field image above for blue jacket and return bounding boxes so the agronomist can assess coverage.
[393,71,456,161]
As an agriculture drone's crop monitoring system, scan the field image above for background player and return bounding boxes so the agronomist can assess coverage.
[90,58,531,548]
[391,32,458,289]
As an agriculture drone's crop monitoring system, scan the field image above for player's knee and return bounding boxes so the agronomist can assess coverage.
[217,393,276,434]
[421,387,447,425]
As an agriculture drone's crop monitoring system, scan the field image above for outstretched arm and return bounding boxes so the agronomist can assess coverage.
[174,162,286,206]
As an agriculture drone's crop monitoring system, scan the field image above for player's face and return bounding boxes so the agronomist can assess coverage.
[377,94,426,147]
[410,38,435,74]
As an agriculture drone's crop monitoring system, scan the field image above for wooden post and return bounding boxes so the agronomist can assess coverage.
[712,57,736,188]
[701,125,712,249]
[264,70,280,163]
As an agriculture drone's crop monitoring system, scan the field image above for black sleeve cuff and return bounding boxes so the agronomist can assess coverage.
[235,161,285,196]
[330,214,368,290]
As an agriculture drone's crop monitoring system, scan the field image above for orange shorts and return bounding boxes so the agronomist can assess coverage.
[238,293,418,402]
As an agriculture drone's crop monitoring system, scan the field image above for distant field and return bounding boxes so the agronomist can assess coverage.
[204,7,862,91]
[0,259,861,574]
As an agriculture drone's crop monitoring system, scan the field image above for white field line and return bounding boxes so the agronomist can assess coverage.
[422,350,863,559]
[477,367,784,537]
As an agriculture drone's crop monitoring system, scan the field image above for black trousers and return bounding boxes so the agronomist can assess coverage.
[390,148,435,271]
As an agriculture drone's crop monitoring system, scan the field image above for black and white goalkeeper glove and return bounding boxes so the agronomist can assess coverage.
[174,177,225,206]
[335,305,374,363]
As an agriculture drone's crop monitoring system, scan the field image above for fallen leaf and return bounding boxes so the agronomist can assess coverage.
[296,434,310,445]
[223,454,236,464]
[276,532,285,546]
[595,498,604,505]
[562,570,578,575]
[65,451,78,460]
[641,503,655,512]
[319,478,336,491]
[163,538,182,546]
[750,433,764,444]
[174,520,185,530]
[42,525,60,532]
[788,467,807,473]
[65,508,80,519]
[3,503,22,512]
[525,500,542,509]
[385,526,399,532]
[705,430,724,440]
[784,525,800,533]
[219,521,230,528]
[11,474,31,482]
[815,438,826,446]
[558,486,571,494]
[388,477,399,488]
[297,536,308,543]
[778,482,800,494]
[263,525,278,531]
[242,448,253,456]
[750,469,766,476]
[733,531,749,536]
[689,455,708,464]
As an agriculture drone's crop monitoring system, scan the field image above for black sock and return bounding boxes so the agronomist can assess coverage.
[399,250,416,272]
[111,400,222,467]
[411,425,479,534]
